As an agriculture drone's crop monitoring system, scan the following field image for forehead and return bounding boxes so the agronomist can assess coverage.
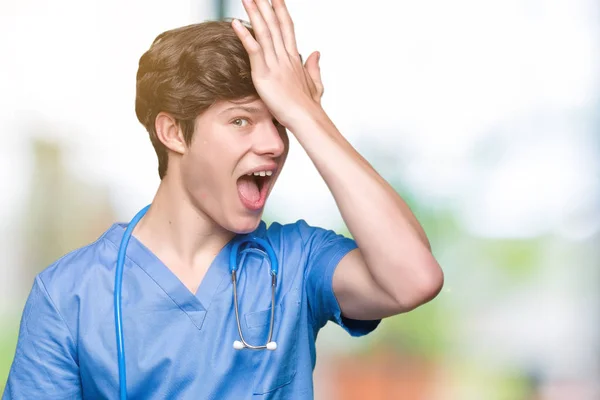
[211,97,271,116]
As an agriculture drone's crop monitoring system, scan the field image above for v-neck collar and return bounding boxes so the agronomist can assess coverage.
[103,221,267,330]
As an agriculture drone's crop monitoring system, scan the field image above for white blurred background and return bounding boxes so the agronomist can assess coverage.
[1,1,599,398]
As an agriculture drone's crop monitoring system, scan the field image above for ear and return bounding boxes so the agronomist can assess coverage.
[155,112,186,155]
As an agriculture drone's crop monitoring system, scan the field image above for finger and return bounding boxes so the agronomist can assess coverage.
[232,19,268,73]
[241,0,277,64]
[304,51,324,99]
[272,0,299,56]
[254,0,287,58]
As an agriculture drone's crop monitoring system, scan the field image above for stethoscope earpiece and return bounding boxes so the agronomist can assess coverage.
[233,340,277,351]
[233,340,244,350]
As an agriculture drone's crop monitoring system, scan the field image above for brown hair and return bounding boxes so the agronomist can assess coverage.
[135,20,257,179]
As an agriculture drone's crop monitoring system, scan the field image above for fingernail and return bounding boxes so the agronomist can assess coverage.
[317,51,321,61]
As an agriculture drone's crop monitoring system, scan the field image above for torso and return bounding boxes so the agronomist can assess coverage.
[77,222,314,399]
[33,219,367,399]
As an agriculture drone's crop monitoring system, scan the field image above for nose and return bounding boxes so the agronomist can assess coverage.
[252,120,286,158]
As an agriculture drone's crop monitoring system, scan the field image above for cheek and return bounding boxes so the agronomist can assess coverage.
[181,148,231,196]
[180,130,242,198]
[180,149,210,191]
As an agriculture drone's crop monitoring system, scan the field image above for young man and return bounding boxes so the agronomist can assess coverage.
[3,0,443,398]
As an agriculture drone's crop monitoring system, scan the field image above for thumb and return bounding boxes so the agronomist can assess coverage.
[304,51,323,100]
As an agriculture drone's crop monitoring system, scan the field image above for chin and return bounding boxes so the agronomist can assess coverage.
[226,212,264,235]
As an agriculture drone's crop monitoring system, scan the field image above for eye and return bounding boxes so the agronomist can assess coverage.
[232,118,250,127]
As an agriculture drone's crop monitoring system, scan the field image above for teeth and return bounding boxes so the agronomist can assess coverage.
[249,170,273,177]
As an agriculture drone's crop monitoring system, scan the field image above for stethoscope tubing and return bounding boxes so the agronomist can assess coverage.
[114,204,150,400]
[114,205,278,400]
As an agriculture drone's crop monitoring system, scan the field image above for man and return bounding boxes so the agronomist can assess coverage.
[3,0,443,398]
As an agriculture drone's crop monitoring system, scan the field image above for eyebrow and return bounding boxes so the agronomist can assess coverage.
[219,105,266,115]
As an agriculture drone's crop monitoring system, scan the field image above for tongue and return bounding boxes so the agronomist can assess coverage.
[237,176,260,203]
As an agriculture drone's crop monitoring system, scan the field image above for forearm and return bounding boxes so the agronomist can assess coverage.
[288,104,441,303]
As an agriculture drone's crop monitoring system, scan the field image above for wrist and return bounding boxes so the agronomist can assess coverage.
[283,101,329,136]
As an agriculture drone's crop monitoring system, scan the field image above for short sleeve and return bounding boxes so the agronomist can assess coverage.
[3,277,82,400]
[298,221,380,337]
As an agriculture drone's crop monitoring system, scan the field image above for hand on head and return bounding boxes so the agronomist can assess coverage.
[231,0,323,129]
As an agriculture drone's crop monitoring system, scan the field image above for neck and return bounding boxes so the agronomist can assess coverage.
[132,175,234,269]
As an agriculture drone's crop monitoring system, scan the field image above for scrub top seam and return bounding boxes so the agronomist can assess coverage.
[102,237,203,318]
[200,270,230,311]
[264,235,303,306]
[47,233,107,267]
[35,276,78,362]
[323,245,356,309]
[296,225,317,331]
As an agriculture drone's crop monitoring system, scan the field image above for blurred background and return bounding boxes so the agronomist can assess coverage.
[1,0,599,398]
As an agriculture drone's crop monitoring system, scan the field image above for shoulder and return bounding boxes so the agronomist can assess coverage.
[21,223,122,337]
[262,219,342,244]
[260,219,356,259]
[36,223,122,302]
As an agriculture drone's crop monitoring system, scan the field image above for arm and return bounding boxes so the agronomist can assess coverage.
[3,277,82,399]
[290,110,443,319]
[233,0,443,321]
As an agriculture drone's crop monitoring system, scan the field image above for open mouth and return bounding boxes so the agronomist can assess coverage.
[236,170,275,211]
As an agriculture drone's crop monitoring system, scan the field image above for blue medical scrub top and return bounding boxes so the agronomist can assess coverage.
[3,219,380,399]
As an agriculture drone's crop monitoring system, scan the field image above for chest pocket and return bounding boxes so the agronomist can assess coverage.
[243,294,300,395]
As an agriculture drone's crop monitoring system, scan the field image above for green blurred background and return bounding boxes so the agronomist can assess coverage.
[1,0,599,399]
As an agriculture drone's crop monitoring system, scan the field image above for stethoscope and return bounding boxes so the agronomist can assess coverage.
[114,205,279,400]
